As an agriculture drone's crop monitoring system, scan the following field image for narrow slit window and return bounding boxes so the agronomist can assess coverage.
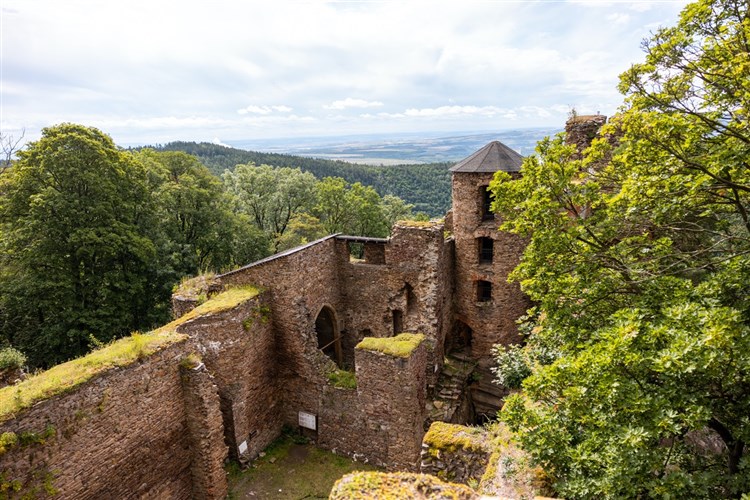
[481,186,493,221]
[392,309,403,335]
[478,237,494,264]
[477,280,492,302]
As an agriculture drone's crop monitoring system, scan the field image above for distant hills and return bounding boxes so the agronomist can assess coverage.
[148,128,558,217]
[225,127,560,165]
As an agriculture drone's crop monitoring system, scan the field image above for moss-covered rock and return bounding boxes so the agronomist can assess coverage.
[423,422,488,455]
[330,471,478,499]
[355,333,425,359]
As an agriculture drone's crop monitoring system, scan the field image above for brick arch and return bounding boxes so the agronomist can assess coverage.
[314,304,342,368]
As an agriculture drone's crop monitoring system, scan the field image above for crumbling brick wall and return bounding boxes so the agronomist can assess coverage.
[0,292,280,499]
[451,171,530,358]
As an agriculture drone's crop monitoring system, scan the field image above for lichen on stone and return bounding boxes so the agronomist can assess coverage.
[355,333,425,358]
[330,471,478,499]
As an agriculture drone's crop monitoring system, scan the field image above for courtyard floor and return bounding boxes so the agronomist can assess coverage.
[227,432,379,499]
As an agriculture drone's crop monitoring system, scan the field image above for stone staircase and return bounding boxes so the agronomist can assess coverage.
[470,358,509,422]
[425,349,477,428]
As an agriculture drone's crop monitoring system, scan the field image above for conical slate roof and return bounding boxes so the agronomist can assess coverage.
[450,141,523,173]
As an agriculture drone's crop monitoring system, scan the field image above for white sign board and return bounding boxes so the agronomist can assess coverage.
[298,411,317,431]
[238,440,248,455]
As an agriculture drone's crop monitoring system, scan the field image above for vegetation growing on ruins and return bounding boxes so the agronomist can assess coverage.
[327,368,357,389]
[491,0,750,497]
[0,122,415,369]
[423,422,487,456]
[330,471,476,500]
[0,329,186,422]
[0,286,257,422]
[395,219,441,229]
[228,430,379,499]
[356,333,425,358]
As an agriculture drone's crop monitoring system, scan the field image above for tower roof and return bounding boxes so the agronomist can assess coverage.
[450,141,523,173]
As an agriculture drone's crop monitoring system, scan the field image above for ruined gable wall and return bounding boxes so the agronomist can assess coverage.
[336,224,453,388]
[218,237,347,431]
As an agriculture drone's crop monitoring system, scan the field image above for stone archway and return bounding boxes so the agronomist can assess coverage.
[315,306,342,367]
[446,319,473,354]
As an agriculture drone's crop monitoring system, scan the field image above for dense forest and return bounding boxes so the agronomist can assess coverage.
[0,129,422,368]
[492,0,750,497]
[148,141,452,216]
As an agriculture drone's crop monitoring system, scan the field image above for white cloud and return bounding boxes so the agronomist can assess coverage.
[324,98,384,110]
[606,12,632,25]
[237,105,294,115]
[1,0,691,143]
[403,106,510,118]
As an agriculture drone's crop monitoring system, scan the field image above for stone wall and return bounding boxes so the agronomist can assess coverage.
[0,290,280,499]
[180,293,282,463]
[180,362,229,499]
[451,172,530,358]
[218,236,347,434]
[0,341,197,499]
[565,114,607,156]
[336,223,453,387]
[352,334,427,471]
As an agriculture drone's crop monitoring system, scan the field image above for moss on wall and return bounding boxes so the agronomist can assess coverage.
[395,220,441,229]
[0,285,260,423]
[327,369,357,389]
[330,471,477,499]
[423,421,488,455]
[355,333,425,359]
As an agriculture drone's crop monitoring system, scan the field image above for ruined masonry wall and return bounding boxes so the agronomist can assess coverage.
[451,172,530,357]
[336,223,453,387]
[219,236,345,433]
[352,336,427,471]
[0,294,280,499]
[420,421,491,485]
[0,341,197,499]
[184,294,282,463]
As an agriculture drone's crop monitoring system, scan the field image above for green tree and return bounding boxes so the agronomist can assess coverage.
[315,177,400,238]
[491,1,750,497]
[136,150,270,276]
[381,194,415,230]
[0,124,162,367]
[275,213,327,252]
[223,163,317,251]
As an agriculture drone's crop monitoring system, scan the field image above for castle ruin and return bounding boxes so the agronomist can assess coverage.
[0,117,604,498]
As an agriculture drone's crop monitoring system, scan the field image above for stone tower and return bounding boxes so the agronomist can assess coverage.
[448,141,530,359]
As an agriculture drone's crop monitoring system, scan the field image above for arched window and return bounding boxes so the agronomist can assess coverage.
[315,306,342,367]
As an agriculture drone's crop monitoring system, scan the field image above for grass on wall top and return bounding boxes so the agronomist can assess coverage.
[0,285,260,423]
[355,333,425,358]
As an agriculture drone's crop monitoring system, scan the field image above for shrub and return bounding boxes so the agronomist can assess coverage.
[0,347,26,371]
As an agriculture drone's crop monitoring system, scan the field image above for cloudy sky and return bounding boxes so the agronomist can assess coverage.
[2,0,689,147]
